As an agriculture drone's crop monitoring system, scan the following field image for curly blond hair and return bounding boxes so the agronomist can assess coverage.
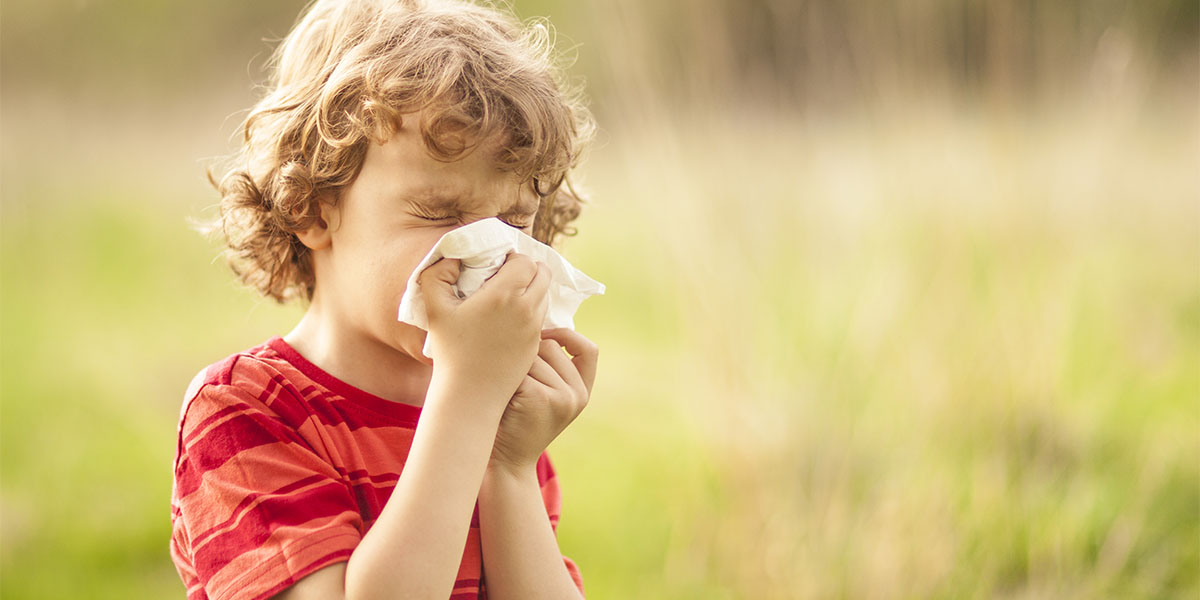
[211,0,594,303]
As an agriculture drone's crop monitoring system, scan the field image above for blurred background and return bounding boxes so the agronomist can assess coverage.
[1,0,1197,598]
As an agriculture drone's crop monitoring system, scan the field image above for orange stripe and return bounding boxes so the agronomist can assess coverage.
[189,474,335,552]
[208,521,359,596]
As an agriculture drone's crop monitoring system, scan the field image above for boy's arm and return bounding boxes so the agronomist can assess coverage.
[477,464,585,599]
[342,370,514,598]
[477,329,597,599]
[272,372,504,600]
[274,257,552,600]
[274,376,504,600]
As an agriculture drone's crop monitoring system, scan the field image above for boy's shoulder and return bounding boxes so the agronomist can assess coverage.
[171,338,331,476]
[177,339,306,431]
[184,340,279,402]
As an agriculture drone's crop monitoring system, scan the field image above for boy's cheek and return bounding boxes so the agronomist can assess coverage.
[375,236,439,281]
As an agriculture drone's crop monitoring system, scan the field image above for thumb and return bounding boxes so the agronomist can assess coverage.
[418,258,462,319]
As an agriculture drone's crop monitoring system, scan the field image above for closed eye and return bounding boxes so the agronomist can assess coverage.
[412,212,458,223]
[500,218,534,230]
[498,210,536,230]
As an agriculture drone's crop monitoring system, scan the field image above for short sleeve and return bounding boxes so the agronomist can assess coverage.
[171,383,362,600]
[536,453,585,596]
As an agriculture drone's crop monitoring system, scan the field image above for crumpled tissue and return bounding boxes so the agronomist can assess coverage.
[397,217,605,356]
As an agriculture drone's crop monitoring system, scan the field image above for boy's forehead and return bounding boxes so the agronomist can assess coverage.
[370,124,537,213]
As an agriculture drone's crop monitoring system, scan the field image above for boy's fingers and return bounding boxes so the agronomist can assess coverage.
[537,338,585,393]
[482,253,538,293]
[418,257,461,289]
[514,372,552,399]
[417,258,462,313]
[528,262,552,322]
[524,262,551,297]
[525,353,561,389]
[540,329,598,394]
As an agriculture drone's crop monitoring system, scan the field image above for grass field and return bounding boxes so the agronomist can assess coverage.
[1,96,1197,598]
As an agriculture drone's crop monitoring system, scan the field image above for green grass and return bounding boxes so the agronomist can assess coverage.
[2,103,1197,598]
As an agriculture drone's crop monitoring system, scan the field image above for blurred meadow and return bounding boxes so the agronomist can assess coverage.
[2,0,1197,598]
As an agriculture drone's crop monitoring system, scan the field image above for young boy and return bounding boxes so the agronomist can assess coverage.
[170,1,597,598]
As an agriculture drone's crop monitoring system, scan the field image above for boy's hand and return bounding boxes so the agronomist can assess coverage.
[490,328,598,474]
[419,254,551,401]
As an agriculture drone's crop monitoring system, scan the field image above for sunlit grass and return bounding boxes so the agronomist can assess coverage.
[556,103,1198,599]
[1,100,1197,598]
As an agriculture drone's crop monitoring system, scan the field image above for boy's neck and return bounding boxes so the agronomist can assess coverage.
[284,299,433,407]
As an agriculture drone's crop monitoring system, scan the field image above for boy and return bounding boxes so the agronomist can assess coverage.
[170,1,597,598]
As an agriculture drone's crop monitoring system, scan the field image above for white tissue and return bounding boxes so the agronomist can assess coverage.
[397,218,605,356]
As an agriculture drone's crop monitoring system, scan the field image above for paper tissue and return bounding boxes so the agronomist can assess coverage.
[397,217,605,356]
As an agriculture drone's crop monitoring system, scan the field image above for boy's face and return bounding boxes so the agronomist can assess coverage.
[308,118,538,364]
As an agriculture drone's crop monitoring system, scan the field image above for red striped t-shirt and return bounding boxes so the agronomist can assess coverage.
[169,337,583,600]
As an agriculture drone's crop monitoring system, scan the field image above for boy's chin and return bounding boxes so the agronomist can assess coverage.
[414,345,433,367]
[393,324,433,366]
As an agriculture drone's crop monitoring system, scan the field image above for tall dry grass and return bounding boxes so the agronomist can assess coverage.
[559,95,1198,597]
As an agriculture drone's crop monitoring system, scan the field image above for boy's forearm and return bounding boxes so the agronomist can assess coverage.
[344,370,508,600]
[477,464,585,600]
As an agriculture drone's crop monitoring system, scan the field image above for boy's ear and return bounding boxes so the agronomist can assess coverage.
[295,199,338,251]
